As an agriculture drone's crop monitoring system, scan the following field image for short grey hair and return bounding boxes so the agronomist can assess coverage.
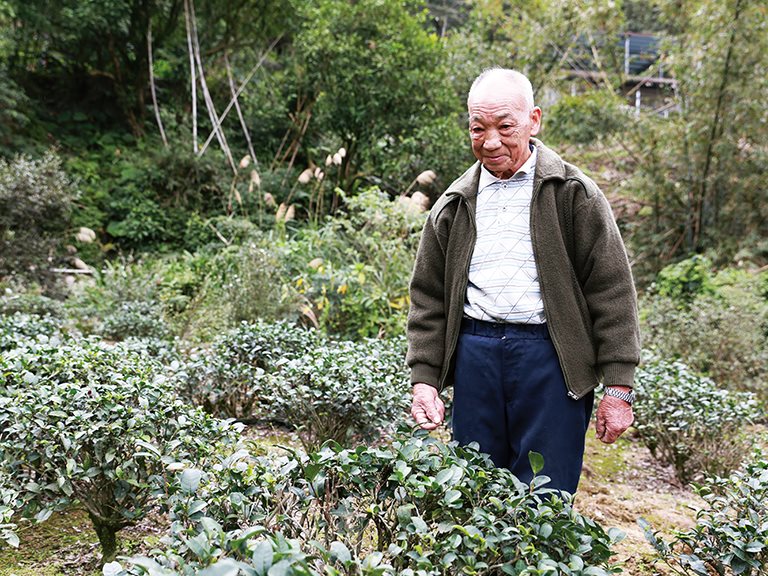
[467,68,535,111]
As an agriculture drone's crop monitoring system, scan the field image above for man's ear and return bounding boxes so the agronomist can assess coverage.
[530,106,543,136]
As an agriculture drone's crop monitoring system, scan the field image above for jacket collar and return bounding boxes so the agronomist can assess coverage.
[446,138,567,201]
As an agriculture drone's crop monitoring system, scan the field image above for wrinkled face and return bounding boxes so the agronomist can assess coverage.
[468,80,542,179]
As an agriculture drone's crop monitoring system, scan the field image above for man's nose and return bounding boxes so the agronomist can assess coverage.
[483,132,501,149]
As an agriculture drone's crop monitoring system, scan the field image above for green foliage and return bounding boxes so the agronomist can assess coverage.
[0,290,64,317]
[0,312,62,351]
[269,337,410,450]
[116,433,624,575]
[623,0,768,266]
[176,319,409,451]
[70,257,167,336]
[176,319,321,419]
[633,355,764,483]
[460,0,626,94]
[0,474,19,549]
[210,241,300,327]
[640,266,768,398]
[652,256,718,303]
[0,151,77,284]
[290,188,426,338]
[103,143,231,251]
[101,300,173,341]
[545,91,628,145]
[0,337,239,564]
[290,0,462,192]
[641,452,768,575]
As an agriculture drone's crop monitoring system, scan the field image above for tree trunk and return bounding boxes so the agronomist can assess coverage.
[88,513,119,566]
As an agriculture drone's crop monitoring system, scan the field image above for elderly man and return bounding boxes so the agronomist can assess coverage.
[406,68,640,494]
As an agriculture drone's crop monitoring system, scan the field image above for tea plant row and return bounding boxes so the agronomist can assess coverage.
[0,313,766,573]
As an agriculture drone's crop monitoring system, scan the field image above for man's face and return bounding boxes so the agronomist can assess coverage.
[467,79,542,180]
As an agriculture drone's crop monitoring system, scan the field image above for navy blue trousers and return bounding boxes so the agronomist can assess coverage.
[452,318,594,494]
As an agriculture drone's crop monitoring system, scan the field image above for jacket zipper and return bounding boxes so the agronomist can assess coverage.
[529,180,580,400]
[439,195,476,392]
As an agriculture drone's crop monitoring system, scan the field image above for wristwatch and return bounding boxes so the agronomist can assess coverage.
[604,386,635,405]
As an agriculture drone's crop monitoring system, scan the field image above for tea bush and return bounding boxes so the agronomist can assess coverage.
[70,257,168,337]
[270,337,410,450]
[0,290,64,317]
[0,151,77,284]
[116,433,624,575]
[0,337,240,564]
[633,355,764,483]
[101,300,173,341]
[640,267,768,399]
[175,320,322,419]
[0,312,62,351]
[642,452,768,575]
[0,477,19,549]
[176,321,409,451]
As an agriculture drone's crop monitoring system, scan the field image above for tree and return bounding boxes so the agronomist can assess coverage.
[625,0,768,269]
[284,0,463,195]
[5,0,183,136]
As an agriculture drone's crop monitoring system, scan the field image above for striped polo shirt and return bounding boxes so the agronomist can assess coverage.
[463,146,545,324]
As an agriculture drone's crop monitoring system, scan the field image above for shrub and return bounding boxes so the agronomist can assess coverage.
[641,452,768,575]
[0,151,77,284]
[271,337,410,450]
[102,144,230,252]
[633,355,764,483]
[0,290,64,317]
[289,188,425,338]
[0,337,239,565]
[71,257,167,336]
[116,433,624,575]
[640,267,768,399]
[0,476,19,549]
[652,255,718,304]
[0,312,62,351]
[176,320,322,419]
[545,90,627,145]
[177,320,408,451]
[213,242,300,326]
[101,300,173,341]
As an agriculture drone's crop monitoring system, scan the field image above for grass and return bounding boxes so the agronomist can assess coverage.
[0,507,167,576]
[0,508,100,576]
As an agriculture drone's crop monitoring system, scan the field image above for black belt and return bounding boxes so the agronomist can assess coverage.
[460,317,550,338]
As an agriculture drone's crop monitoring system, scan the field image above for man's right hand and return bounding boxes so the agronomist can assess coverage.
[411,383,445,430]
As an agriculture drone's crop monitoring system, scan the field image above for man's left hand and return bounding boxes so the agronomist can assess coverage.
[595,388,634,444]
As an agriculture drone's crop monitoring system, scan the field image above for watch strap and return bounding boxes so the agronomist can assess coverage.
[604,386,635,405]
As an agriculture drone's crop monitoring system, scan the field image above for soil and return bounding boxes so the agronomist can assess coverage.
[577,427,703,575]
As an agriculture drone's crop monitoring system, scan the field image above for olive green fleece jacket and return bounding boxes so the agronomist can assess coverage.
[406,139,640,400]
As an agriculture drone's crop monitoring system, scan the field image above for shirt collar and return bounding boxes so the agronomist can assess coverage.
[478,144,537,194]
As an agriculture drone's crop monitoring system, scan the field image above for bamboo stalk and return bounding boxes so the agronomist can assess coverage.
[188,0,236,173]
[199,35,282,158]
[224,51,258,168]
[147,22,168,147]
[183,0,198,153]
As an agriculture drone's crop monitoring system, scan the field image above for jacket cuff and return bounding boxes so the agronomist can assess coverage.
[410,363,441,391]
[601,362,636,388]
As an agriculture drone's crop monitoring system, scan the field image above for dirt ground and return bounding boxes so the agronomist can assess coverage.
[577,426,703,575]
